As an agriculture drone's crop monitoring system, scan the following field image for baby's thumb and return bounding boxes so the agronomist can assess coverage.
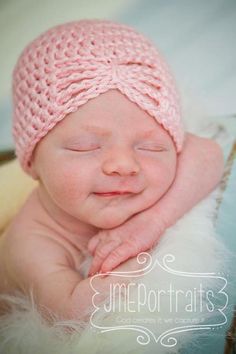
[87,236,100,255]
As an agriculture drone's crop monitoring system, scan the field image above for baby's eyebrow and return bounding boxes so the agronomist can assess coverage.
[78,124,159,138]
[80,125,112,136]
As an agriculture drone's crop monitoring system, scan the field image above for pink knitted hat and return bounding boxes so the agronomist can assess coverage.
[12,19,185,174]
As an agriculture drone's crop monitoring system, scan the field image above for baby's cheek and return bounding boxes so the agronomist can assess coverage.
[44,165,84,202]
[153,159,176,190]
[57,169,84,197]
[162,153,177,178]
[163,164,176,185]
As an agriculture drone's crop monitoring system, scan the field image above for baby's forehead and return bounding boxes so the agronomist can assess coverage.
[53,91,169,136]
[55,118,171,143]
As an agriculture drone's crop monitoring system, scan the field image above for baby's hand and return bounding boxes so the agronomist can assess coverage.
[87,211,164,276]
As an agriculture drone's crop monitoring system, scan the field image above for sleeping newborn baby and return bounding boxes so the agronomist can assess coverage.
[0,20,224,322]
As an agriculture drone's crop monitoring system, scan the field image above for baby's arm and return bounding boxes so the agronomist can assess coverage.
[87,132,224,276]
[0,228,142,323]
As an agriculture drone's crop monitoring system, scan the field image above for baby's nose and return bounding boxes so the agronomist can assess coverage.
[102,148,140,176]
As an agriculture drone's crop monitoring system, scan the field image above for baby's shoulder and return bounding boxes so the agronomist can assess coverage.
[2,188,43,241]
[1,188,71,262]
[1,188,85,274]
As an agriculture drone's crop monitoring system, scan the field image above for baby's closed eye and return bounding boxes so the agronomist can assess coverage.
[136,143,167,152]
[65,141,168,153]
[64,136,103,152]
[66,144,101,152]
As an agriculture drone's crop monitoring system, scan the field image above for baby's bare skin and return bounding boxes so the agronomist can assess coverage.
[0,90,224,322]
[0,187,145,321]
[1,89,175,320]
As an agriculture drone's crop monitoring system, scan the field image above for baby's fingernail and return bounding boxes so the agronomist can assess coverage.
[100,271,109,278]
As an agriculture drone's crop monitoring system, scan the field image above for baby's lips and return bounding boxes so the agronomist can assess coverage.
[94,187,143,195]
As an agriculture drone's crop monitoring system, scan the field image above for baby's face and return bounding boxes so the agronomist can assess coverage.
[31,89,177,229]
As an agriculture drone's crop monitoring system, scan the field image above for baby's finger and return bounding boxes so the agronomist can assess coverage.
[100,241,139,274]
[88,239,121,276]
[87,236,101,255]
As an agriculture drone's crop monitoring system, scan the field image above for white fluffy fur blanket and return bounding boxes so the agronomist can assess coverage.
[0,100,234,354]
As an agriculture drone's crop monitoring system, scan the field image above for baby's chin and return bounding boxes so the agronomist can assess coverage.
[89,210,134,229]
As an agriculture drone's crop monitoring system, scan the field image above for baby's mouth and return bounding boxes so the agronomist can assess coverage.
[94,191,133,197]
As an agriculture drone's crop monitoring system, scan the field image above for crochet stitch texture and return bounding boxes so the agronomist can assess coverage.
[12,19,185,173]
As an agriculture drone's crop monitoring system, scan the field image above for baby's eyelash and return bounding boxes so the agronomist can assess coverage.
[137,145,166,152]
[67,147,101,152]
[65,143,167,153]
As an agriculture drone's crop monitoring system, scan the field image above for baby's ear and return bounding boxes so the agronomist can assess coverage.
[27,161,39,180]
